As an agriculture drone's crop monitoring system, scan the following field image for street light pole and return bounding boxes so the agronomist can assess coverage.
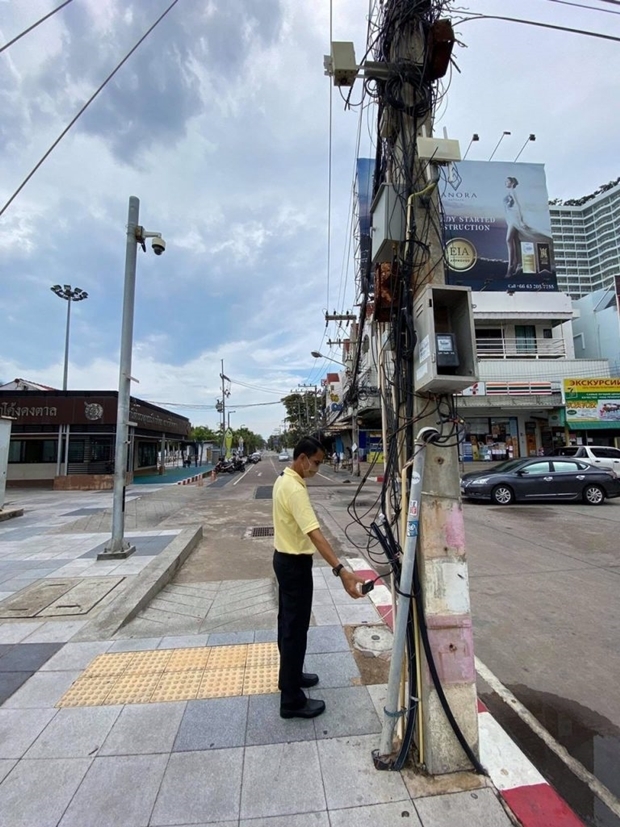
[227,410,236,430]
[50,284,89,390]
[100,196,166,560]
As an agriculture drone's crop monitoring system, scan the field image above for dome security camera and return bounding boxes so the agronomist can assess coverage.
[151,236,166,256]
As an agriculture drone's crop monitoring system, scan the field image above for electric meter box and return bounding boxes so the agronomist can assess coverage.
[370,184,406,265]
[413,285,478,394]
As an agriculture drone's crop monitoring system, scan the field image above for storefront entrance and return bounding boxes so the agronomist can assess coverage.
[462,416,519,461]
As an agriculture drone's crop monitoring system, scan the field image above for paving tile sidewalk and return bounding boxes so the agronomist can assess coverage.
[0,564,513,827]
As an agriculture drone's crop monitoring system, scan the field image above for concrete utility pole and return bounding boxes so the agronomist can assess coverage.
[219,361,230,456]
[387,9,479,772]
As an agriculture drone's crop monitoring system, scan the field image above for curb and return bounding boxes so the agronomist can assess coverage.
[0,507,24,522]
[74,524,203,642]
[177,471,210,485]
[346,556,586,827]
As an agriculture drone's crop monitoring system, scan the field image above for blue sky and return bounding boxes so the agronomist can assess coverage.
[1,0,619,437]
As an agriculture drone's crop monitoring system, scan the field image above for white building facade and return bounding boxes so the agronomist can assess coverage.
[550,179,620,298]
[571,288,620,377]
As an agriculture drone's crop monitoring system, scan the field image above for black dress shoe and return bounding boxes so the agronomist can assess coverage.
[280,698,326,719]
[300,672,319,688]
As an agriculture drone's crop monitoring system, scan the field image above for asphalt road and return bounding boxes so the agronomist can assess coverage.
[222,455,620,826]
[464,497,620,827]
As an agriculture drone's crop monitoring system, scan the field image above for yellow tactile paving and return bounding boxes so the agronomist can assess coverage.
[207,645,248,669]
[124,649,173,674]
[82,652,137,677]
[151,671,203,702]
[56,642,281,707]
[242,665,279,696]
[166,648,211,672]
[197,668,245,699]
[245,642,279,667]
[59,677,117,707]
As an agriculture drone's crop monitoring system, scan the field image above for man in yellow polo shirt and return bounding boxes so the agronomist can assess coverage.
[273,435,365,719]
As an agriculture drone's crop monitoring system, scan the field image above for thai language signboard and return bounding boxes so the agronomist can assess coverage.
[562,378,620,429]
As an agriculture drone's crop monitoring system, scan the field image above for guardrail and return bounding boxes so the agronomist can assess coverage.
[476,337,566,359]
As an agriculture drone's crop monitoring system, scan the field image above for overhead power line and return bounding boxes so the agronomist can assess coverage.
[539,0,620,13]
[0,0,74,55]
[144,399,283,409]
[457,10,620,42]
[228,378,287,395]
[0,0,182,219]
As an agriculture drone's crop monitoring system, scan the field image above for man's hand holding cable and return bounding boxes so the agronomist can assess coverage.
[338,568,365,599]
[308,528,365,600]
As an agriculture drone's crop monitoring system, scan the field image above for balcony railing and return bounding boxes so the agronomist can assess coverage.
[476,337,566,359]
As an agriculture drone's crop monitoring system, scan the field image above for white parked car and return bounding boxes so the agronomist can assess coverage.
[549,445,620,476]
[278,451,289,462]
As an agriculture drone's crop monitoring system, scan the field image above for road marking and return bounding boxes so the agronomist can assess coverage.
[233,466,252,486]
[476,656,620,819]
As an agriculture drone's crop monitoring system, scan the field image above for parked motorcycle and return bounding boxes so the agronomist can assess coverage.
[214,458,236,474]
[232,456,247,472]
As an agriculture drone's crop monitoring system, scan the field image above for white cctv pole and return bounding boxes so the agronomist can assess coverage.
[101,196,140,559]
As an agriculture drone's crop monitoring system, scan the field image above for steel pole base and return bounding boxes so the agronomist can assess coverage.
[97,542,136,561]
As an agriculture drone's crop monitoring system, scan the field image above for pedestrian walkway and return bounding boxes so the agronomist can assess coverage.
[132,462,213,485]
[0,562,512,827]
[0,476,586,827]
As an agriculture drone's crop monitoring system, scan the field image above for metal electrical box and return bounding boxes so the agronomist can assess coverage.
[413,285,478,394]
[370,184,406,265]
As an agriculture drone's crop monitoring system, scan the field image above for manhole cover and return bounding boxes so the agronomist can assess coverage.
[248,526,274,539]
[352,625,393,654]
[0,577,124,618]
[254,486,273,500]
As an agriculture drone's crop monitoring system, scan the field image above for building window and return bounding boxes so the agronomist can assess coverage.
[515,325,537,355]
[91,438,113,462]
[68,440,85,463]
[137,442,158,468]
[8,439,58,463]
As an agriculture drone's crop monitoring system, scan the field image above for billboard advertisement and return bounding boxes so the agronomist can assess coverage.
[562,378,620,429]
[441,160,557,292]
[356,158,375,281]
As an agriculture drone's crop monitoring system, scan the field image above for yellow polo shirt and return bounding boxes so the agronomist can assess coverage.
[273,467,320,554]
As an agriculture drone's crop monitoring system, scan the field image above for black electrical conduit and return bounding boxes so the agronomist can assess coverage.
[370,521,486,775]
[370,522,417,770]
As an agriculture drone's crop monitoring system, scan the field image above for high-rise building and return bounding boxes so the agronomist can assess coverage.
[550,178,620,298]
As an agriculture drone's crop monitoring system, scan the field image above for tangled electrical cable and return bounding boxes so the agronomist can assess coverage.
[329,0,485,774]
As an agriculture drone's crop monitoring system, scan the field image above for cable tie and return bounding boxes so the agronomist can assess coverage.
[383,706,407,719]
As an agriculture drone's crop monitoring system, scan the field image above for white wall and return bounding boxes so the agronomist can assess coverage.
[473,291,574,318]
[572,293,620,373]
[7,464,56,481]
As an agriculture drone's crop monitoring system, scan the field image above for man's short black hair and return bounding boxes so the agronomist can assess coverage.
[293,436,326,460]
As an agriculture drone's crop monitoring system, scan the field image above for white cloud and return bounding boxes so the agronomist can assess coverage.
[2,0,619,439]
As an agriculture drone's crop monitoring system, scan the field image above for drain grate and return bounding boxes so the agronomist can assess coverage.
[254,486,273,500]
[250,526,274,539]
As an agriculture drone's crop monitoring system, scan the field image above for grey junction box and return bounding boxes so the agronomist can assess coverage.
[413,285,479,394]
[370,184,407,265]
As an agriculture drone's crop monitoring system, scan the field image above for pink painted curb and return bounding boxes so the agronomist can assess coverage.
[347,556,586,827]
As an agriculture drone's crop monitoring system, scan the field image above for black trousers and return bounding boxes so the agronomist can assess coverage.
[273,550,313,709]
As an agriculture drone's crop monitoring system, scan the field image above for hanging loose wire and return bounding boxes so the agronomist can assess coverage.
[0,0,74,55]
[0,0,183,219]
[455,10,620,43]
[326,0,334,316]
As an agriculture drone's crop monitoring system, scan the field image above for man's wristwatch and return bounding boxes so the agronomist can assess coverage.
[332,564,344,577]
